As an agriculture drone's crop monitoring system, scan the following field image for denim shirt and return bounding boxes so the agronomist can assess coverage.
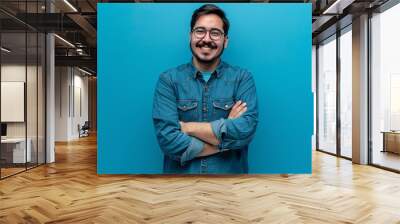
[152,59,258,174]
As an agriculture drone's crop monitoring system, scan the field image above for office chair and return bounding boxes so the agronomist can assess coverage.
[79,121,90,138]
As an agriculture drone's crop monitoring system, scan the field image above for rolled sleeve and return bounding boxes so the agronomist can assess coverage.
[210,118,229,152]
[180,137,205,166]
[210,118,226,142]
[153,72,196,161]
[211,70,258,152]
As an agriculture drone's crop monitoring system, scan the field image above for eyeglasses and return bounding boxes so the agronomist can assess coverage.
[191,27,225,41]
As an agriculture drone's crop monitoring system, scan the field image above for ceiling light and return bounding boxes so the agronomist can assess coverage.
[54,34,75,48]
[1,47,11,53]
[322,0,355,15]
[63,0,78,12]
[78,67,93,76]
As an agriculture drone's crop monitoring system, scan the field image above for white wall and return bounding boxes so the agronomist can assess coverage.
[1,65,39,138]
[1,65,26,139]
[1,63,46,164]
[55,66,69,141]
[72,72,89,138]
[55,67,89,141]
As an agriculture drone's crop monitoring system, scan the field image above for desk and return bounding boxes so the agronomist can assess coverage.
[381,131,400,154]
[1,138,31,163]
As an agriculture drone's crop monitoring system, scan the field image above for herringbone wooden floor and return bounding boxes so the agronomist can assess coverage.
[1,134,400,224]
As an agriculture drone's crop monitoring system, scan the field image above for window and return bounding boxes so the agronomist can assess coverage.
[371,2,400,171]
[317,35,337,154]
[339,27,352,158]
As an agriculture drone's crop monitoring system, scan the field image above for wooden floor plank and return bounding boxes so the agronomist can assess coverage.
[1,134,400,223]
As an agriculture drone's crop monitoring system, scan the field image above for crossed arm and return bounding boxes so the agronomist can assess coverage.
[152,71,258,166]
[180,101,248,157]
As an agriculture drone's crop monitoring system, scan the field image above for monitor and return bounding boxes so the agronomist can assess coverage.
[1,123,7,137]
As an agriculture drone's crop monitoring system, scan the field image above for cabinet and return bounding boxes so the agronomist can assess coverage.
[382,131,400,154]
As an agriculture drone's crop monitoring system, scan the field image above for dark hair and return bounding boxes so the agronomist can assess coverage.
[191,4,230,36]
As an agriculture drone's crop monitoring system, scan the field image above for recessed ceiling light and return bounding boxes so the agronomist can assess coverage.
[322,0,354,15]
[54,34,75,48]
[1,47,11,53]
[78,67,93,76]
[63,0,78,12]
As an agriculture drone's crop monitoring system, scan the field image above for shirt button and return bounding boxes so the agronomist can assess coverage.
[225,104,228,108]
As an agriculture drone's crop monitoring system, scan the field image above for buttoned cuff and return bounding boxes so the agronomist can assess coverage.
[210,118,228,151]
[180,137,204,166]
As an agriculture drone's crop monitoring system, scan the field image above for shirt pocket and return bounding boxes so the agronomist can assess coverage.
[212,98,234,119]
[177,99,199,122]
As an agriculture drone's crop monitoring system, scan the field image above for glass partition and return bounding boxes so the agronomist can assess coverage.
[0,1,46,179]
[317,35,337,155]
[27,30,38,169]
[1,30,28,177]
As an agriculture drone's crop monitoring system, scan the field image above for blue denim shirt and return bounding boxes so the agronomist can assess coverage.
[152,59,258,174]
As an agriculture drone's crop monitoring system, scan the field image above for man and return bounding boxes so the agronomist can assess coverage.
[152,4,258,174]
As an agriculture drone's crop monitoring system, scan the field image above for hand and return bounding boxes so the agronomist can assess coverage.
[228,100,247,119]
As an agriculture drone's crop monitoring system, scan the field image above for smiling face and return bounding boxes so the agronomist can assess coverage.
[190,14,228,65]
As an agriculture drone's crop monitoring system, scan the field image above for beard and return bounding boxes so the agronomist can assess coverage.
[190,39,225,65]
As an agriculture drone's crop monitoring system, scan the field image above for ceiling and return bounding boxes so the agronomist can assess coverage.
[0,0,393,75]
[1,0,97,73]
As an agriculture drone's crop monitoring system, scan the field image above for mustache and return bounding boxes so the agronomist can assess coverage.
[195,41,217,49]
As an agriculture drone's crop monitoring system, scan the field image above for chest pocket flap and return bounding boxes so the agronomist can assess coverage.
[177,100,198,111]
[213,99,234,110]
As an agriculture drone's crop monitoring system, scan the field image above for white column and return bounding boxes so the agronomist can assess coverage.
[46,32,55,163]
[352,14,369,164]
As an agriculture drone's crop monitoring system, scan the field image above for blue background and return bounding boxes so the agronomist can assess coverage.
[98,3,312,174]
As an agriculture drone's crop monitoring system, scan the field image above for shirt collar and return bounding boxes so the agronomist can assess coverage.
[189,58,226,79]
